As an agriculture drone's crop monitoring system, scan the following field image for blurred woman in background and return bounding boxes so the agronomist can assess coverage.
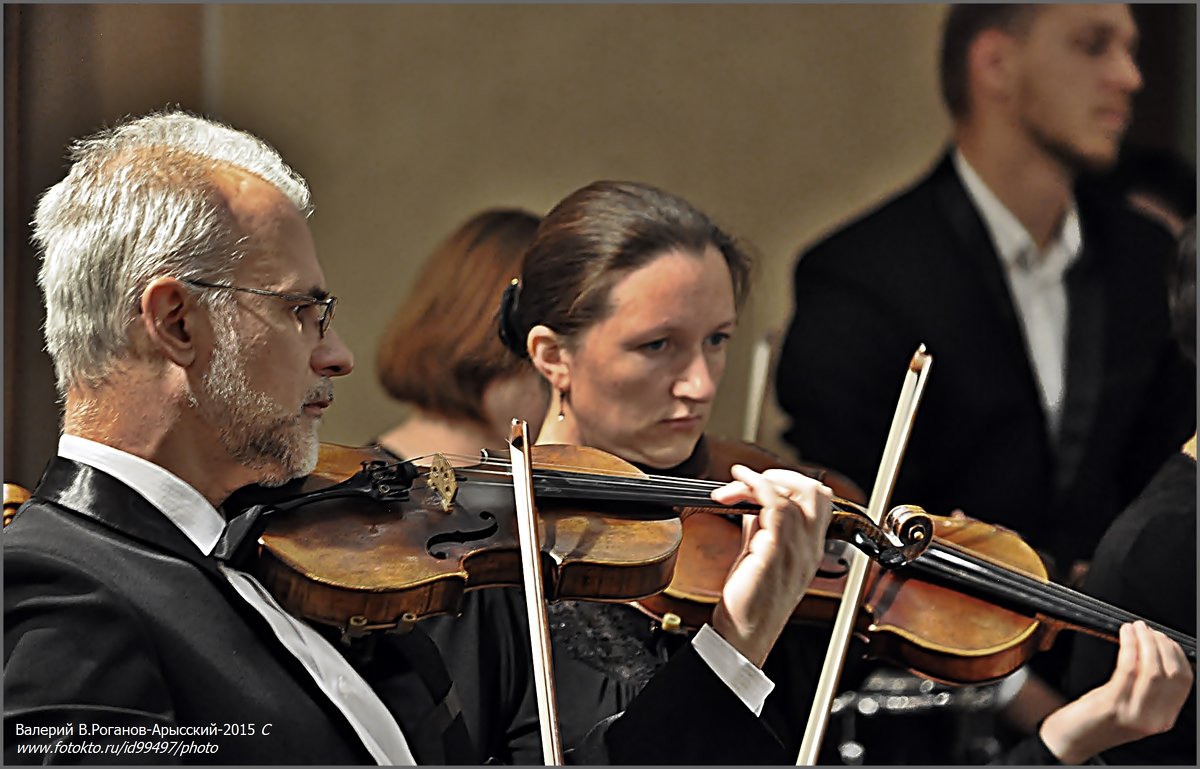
[375,208,548,460]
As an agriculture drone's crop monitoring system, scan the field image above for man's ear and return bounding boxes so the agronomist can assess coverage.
[138,277,203,368]
[968,28,1019,109]
[527,324,573,393]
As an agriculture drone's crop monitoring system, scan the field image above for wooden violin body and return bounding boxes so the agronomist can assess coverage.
[639,514,1047,684]
[254,443,683,633]
[841,514,1047,684]
[634,437,1051,683]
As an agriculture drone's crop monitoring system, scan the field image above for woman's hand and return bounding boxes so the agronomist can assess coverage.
[707,464,832,667]
[1040,621,1193,764]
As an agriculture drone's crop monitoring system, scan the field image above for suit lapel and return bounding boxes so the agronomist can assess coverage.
[930,152,1108,503]
[929,152,1050,440]
[30,457,222,578]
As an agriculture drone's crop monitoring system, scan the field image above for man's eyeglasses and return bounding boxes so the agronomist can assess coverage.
[181,278,338,338]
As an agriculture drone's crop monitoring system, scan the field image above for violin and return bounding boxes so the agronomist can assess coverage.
[3,482,30,528]
[635,437,1197,685]
[236,441,930,637]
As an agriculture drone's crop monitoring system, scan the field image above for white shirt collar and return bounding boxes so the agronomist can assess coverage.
[58,434,225,556]
[953,148,1082,272]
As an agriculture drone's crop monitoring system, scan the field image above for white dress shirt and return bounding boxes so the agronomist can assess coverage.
[57,434,416,765]
[954,150,1083,439]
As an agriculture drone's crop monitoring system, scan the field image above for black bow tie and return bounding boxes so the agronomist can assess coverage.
[213,503,273,568]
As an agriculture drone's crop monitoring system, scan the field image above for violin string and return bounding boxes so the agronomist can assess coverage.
[439,463,722,501]
[926,543,1150,634]
[404,453,871,520]
[916,541,1195,652]
[927,541,1134,629]
[396,452,719,503]
[1013,572,1195,651]
[421,473,751,510]
[407,453,867,513]
[403,451,711,490]
[472,461,721,490]
[428,451,803,494]
[410,462,863,514]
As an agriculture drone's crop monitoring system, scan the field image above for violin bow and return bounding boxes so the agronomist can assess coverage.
[509,419,566,765]
[796,345,933,765]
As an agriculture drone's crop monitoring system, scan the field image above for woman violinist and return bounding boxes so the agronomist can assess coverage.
[368,203,834,765]
[494,180,839,757]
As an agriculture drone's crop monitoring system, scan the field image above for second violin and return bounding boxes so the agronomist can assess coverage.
[634,438,1197,685]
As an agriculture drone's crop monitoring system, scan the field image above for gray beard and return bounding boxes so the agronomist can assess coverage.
[192,315,322,486]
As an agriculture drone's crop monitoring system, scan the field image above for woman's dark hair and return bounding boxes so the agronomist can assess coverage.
[498,180,752,359]
[378,208,541,424]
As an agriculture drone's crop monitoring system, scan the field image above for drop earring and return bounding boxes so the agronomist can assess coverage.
[557,389,568,422]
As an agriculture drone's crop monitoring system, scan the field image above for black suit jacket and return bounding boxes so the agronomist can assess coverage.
[776,152,1194,572]
[4,458,385,764]
[5,458,788,765]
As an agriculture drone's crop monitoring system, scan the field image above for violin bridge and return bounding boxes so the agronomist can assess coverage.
[426,454,458,513]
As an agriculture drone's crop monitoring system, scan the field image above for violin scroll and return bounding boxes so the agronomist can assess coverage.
[882,504,933,566]
[829,503,933,570]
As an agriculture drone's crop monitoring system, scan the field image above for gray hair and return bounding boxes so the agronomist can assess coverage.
[33,109,312,394]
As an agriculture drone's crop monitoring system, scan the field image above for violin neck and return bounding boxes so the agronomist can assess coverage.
[530,468,1195,658]
[911,541,1196,660]
[530,469,863,516]
[531,471,757,511]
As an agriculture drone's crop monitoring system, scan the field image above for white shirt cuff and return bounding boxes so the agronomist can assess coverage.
[994,664,1030,708]
[690,623,775,716]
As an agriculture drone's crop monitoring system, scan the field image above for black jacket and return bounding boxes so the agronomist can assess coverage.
[4,458,377,764]
[776,152,1195,572]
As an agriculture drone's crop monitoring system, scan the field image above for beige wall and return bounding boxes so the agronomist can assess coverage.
[10,5,1192,486]
[211,4,950,458]
[5,5,204,488]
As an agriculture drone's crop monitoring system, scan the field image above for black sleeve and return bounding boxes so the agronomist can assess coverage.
[573,643,787,765]
[994,733,1062,765]
[410,588,541,764]
[424,591,785,765]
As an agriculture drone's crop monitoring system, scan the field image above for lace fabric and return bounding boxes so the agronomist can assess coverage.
[549,601,681,689]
